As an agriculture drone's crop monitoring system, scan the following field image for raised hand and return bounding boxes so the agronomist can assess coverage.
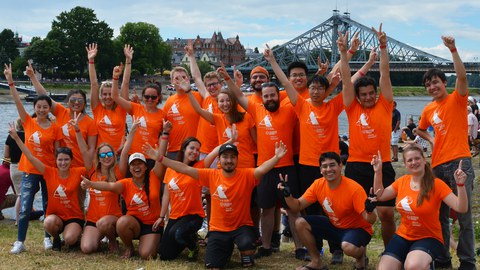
[233,65,243,86]
[370,150,382,172]
[86,43,97,60]
[337,31,349,53]
[3,63,13,82]
[315,57,329,76]
[68,112,82,131]
[131,87,140,103]
[162,119,172,133]
[277,173,291,197]
[441,36,456,51]
[184,40,194,57]
[274,140,287,160]
[124,44,134,61]
[142,142,159,160]
[216,61,231,81]
[174,76,191,92]
[113,65,123,79]
[454,160,466,186]
[368,47,378,64]
[350,31,361,52]
[263,44,274,62]
[330,71,341,86]
[7,122,20,140]
[372,23,387,46]
[130,116,141,134]
[25,61,35,78]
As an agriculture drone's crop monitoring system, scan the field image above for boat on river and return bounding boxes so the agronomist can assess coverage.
[24,93,67,102]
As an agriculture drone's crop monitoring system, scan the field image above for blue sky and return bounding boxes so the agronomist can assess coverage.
[2,0,480,61]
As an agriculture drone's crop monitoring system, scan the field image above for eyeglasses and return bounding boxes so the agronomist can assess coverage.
[309,86,326,92]
[290,73,306,78]
[99,151,114,158]
[69,97,85,104]
[207,81,220,88]
[143,95,158,100]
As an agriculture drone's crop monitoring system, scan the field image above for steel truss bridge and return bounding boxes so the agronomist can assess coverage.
[235,10,480,74]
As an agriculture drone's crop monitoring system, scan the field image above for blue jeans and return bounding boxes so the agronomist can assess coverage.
[433,158,476,266]
[17,173,49,241]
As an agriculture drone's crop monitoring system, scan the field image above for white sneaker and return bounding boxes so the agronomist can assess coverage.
[44,237,53,250]
[10,241,25,254]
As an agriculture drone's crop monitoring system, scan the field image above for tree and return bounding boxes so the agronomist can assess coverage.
[0,29,19,64]
[116,22,172,76]
[46,6,114,78]
[24,38,62,74]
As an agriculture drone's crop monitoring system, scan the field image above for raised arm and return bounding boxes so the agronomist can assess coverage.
[254,141,287,180]
[339,31,356,107]
[26,62,56,111]
[351,47,377,83]
[142,119,172,177]
[264,44,298,105]
[218,62,248,110]
[4,64,28,121]
[121,45,134,100]
[443,160,468,213]
[176,77,214,124]
[7,122,45,174]
[86,43,100,109]
[328,31,360,82]
[111,65,132,113]
[157,155,199,180]
[70,112,92,171]
[371,151,396,201]
[119,116,140,176]
[202,124,238,168]
[442,36,467,96]
[185,41,208,98]
[372,23,393,102]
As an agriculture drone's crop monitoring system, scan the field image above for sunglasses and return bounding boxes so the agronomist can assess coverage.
[69,97,85,104]
[144,95,158,100]
[99,151,114,158]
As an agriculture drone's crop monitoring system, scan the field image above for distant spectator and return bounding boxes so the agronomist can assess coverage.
[339,136,349,164]
[468,96,480,121]
[401,117,417,140]
[391,101,401,162]
[467,106,478,155]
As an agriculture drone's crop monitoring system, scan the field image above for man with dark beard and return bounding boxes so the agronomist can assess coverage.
[244,66,287,105]
[221,64,302,260]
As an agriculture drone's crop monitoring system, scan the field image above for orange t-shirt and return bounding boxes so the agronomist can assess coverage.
[163,92,203,152]
[297,87,310,99]
[198,168,258,232]
[118,170,161,224]
[54,104,98,167]
[163,162,205,220]
[18,115,59,174]
[85,167,123,223]
[92,103,127,151]
[345,94,393,162]
[129,102,164,158]
[418,90,470,167]
[212,113,256,168]
[302,176,373,234]
[247,101,296,167]
[294,93,344,166]
[44,166,86,221]
[197,96,220,154]
[392,175,452,243]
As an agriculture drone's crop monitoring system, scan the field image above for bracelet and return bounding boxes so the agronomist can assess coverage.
[158,155,164,163]
[89,61,94,64]
[358,71,365,77]
[224,76,231,81]
[160,136,169,140]
[125,62,131,64]
[456,183,465,187]
[162,132,170,135]
[112,77,119,80]
[380,44,387,49]
[8,82,14,87]
[348,49,355,54]
[159,216,164,219]
[74,129,81,133]
[450,48,457,53]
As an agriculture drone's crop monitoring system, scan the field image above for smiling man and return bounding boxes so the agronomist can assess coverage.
[415,36,476,270]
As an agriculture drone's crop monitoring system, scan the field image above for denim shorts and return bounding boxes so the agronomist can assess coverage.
[383,234,443,263]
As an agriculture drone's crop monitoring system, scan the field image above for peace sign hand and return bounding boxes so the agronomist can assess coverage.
[277,173,291,197]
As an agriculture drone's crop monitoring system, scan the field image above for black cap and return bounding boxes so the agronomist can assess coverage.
[219,143,238,156]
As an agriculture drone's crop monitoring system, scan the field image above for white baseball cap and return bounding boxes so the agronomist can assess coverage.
[128,153,146,165]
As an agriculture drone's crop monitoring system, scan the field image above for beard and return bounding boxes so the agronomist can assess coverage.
[264,100,280,112]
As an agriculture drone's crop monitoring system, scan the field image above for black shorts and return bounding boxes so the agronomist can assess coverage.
[132,216,163,237]
[299,164,323,215]
[205,226,256,269]
[256,166,297,209]
[59,218,85,233]
[345,161,396,206]
[85,220,96,227]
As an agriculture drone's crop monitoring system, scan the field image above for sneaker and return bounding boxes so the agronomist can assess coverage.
[458,261,476,270]
[44,237,53,250]
[187,246,199,262]
[271,232,281,252]
[52,237,62,251]
[331,250,344,265]
[434,259,452,269]
[241,254,254,268]
[254,247,272,259]
[10,241,25,254]
[295,248,311,261]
